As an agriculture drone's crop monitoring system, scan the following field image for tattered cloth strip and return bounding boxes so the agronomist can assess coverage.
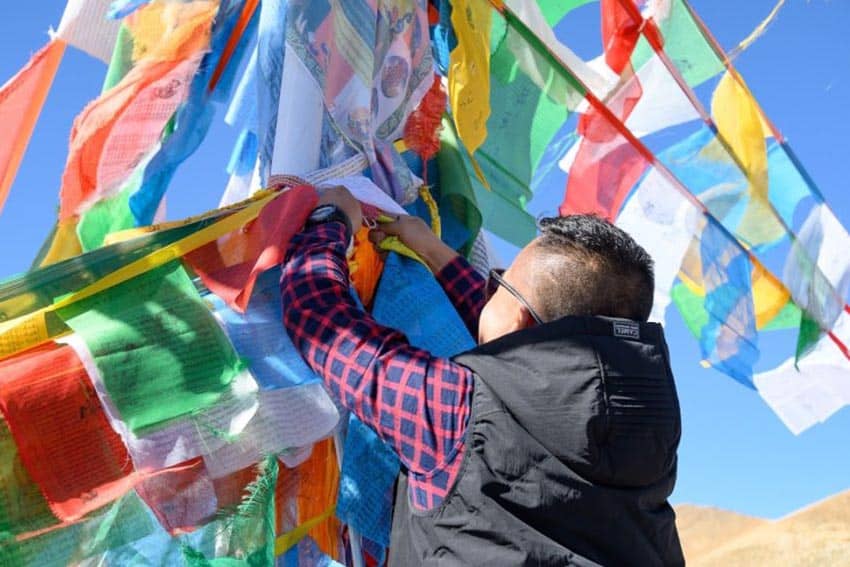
[0,342,134,521]
[59,0,218,219]
[728,0,786,60]
[129,0,259,225]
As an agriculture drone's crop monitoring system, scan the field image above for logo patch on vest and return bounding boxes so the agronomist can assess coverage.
[613,321,640,340]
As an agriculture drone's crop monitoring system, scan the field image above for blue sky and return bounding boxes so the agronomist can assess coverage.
[0,1,848,519]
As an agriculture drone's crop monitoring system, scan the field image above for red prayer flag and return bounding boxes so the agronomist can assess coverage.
[184,185,318,312]
[0,343,135,521]
[560,0,649,220]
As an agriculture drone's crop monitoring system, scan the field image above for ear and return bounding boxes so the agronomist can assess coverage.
[518,306,536,330]
[505,304,534,334]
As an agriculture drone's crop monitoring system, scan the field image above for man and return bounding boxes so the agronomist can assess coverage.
[281,186,684,566]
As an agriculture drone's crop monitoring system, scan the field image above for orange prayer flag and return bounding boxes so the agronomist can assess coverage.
[0,39,66,216]
[296,438,341,560]
[350,226,385,309]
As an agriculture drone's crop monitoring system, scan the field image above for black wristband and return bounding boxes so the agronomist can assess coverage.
[305,204,354,242]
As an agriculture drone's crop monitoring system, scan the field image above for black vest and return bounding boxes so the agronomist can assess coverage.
[388,316,684,566]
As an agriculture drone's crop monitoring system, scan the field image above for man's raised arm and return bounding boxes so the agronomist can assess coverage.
[369,215,487,339]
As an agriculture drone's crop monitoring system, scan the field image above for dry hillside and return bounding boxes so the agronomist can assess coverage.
[676,490,850,566]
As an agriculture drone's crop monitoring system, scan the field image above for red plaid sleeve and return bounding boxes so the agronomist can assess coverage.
[281,221,473,509]
[435,255,487,339]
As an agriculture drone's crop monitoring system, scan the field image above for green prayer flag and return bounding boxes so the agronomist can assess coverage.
[58,261,242,434]
[632,0,724,87]
[762,300,802,332]
[460,7,586,247]
[539,0,598,26]
[0,492,155,566]
[673,281,803,338]
[671,282,708,339]
[102,24,135,94]
[77,183,139,252]
[0,419,55,536]
[795,312,822,366]
[436,115,483,256]
[0,213,224,323]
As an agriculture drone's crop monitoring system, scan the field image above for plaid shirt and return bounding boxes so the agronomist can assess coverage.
[281,221,486,510]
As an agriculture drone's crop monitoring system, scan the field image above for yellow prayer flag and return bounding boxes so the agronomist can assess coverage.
[449,0,491,186]
[711,71,784,246]
[39,216,83,267]
[752,262,791,329]
[128,0,218,63]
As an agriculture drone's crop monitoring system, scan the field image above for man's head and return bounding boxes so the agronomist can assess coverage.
[477,215,655,343]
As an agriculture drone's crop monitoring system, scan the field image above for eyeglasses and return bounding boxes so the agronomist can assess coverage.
[486,268,544,325]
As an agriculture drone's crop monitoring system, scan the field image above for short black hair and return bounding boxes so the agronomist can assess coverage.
[528,215,654,322]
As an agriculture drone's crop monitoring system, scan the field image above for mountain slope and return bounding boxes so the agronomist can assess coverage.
[676,490,850,566]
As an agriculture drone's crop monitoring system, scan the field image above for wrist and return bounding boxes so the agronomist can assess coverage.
[306,204,353,240]
[305,204,355,255]
[417,238,459,273]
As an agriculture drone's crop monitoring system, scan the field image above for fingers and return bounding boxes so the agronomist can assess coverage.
[368,229,387,244]
[375,218,402,236]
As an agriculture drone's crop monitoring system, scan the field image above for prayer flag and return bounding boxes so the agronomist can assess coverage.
[59,1,217,219]
[0,40,65,216]
[448,0,492,183]
[57,0,122,63]
[184,184,318,313]
[0,343,134,521]
[755,312,850,434]
[696,220,759,386]
[58,261,243,434]
[615,168,697,323]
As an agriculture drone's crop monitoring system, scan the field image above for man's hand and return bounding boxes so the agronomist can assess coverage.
[369,215,459,273]
[317,185,363,233]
